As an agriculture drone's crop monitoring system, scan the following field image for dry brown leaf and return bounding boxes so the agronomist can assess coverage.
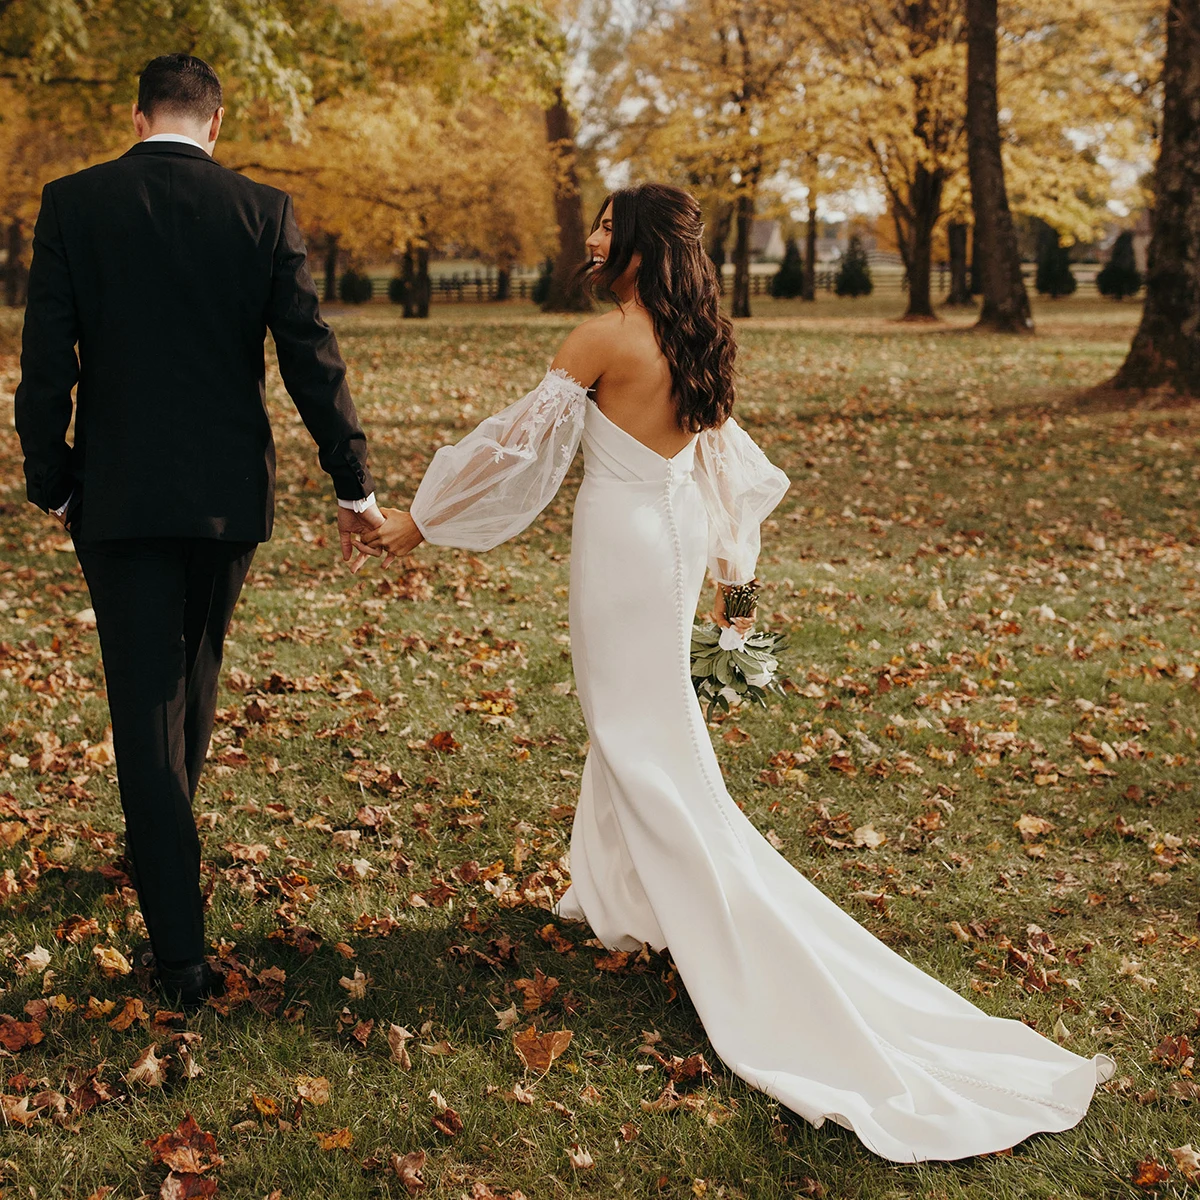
[296,1075,331,1105]
[56,915,102,943]
[93,946,133,978]
[1151,1033,1191,1067]
[1170,1144,1200,1182]
[109,997,149,1032]
[566,1144,594,1169]
[159,1173,218,1200]
[1015,814,1055,843]
[593,950,631,973]
[852,823,887,849]
[84,735,115,766]
[0,1093,37,1127]
[538,923,574,953]
[315,1128,353,1150]
[1132,1158,1171,1189]
[426,1083,467,1136]
[146,1112,223,1174]
[177,1042,203,1080]
[387,1023,414,1069]
[640,1083,688,1113]
[0,1019,44,1052]
[20,945,51,974]
[338,967,369,1000]
[390,1149,427,1194]
[513,967,559,1011]
[431,1105,463,1137]
[493,1003,519,1031]
[659,1053,713,1088]
[126,1044,168,1088]
[513,1026,573,1074]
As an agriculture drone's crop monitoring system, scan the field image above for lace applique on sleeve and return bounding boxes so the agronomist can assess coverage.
[694,417,790,585]
[410,368,588,551]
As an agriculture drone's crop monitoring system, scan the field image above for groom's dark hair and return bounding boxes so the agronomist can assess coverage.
[137,54,223,122]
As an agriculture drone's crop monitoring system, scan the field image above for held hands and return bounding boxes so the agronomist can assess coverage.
[337,501,386,574]
[359,507,425,568]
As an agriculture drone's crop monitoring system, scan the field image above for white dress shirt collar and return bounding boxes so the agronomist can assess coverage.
[143,133,210,155]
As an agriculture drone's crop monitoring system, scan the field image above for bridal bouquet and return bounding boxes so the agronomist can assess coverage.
[691,582,787,721]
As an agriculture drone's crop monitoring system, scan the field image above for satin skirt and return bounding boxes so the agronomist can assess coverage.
[552,403,1113,1163]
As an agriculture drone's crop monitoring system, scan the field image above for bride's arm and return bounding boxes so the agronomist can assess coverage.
[364,320,613,560]
[694,418,790,617]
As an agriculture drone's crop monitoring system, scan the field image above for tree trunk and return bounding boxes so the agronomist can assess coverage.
[542,86,591,313]
[803,191,818,301]
[1110,0,1200,396]
[891,166,943,320]
[400,245,418,319]
[731,190,755,318]
[708,201,733,294]
[943,222,973,305]
[495,266,511,302]
[969,221,983,294]
[323,233,339,304]
[5,218,26,307]
[967,0,1034,333]
[414,245,431,318]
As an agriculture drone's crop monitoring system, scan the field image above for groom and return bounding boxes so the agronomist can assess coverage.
[14,54,382,1007]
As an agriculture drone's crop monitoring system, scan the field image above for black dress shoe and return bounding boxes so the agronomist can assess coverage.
[156,961,223,1011]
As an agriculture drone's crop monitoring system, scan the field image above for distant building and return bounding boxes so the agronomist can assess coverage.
[749,219,786,262]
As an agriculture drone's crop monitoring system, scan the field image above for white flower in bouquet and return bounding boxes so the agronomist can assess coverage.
[719,624,748,651]
[690,581,788,722]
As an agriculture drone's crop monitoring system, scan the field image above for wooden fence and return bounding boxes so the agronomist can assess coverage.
[316,257,1107,305]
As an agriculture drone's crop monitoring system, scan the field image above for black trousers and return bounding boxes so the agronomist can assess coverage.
[74,536,257,964]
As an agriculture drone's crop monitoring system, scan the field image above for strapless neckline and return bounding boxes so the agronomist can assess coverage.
[589,400,698,464]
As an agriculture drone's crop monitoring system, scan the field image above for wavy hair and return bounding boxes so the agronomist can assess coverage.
[587,183,736,432]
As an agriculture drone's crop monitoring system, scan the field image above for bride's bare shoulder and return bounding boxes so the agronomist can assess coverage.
[549,311,627,387]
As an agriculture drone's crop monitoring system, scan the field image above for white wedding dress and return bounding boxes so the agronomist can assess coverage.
[409,368,1114,1163]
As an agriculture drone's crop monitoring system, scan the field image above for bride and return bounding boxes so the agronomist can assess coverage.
[360,183,1113,1163]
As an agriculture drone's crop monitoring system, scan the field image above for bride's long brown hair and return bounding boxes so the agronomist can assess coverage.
[587,183,736,432]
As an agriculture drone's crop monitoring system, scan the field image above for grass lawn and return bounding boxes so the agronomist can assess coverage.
[0,296,1197,1199]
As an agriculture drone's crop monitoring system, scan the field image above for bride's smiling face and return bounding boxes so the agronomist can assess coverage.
[585,204,613,271]
[586,201,642,298]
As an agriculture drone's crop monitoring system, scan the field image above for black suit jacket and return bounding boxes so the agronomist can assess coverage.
[14,140,374,542]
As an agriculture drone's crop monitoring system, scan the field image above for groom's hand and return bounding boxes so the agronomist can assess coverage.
[338,501,385,573]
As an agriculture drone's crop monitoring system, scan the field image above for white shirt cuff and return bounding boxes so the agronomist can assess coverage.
[50,493,74,518]
[338,492,376,513]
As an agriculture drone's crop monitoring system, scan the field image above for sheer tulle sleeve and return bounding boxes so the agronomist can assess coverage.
[410,368,588,550]
[694,417,790,585]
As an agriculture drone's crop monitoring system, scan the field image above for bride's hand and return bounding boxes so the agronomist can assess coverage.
[712,584,754,635]
[359,507,425,568]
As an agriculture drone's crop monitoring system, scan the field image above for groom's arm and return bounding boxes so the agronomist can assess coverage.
[265,193,375,503]
[14,183,80,515]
